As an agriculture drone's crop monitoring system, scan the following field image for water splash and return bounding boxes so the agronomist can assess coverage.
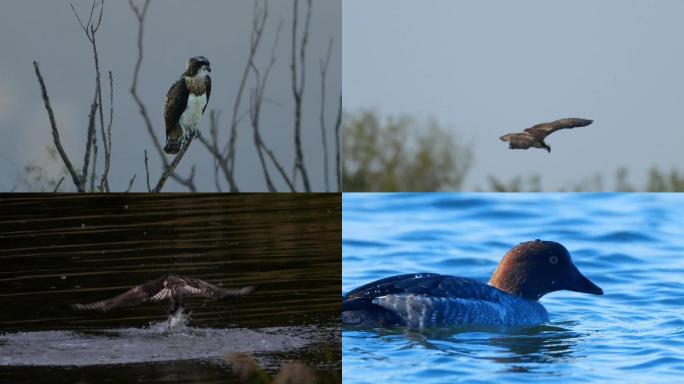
[0,325,315,367]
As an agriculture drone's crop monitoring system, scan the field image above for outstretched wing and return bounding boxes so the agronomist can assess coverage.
[180,277,256,299]
[72,284,161,312]
[524,118,593,138]
[164,78,189,137]
[499,132,536,150]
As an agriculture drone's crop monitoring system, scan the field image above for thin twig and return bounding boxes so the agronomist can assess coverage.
[208,110,223,192]
[90,135,97,191]
[250,88,276,192]
[213,158,222,192]
[263,145,295,191]
[125,174,136,192]
[319,38,333,192]
[144,149,151,192]
[53,176,65,192]
[335,94,342,192]
[33,61,82,191]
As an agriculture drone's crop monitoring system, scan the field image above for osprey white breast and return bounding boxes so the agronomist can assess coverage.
[179,92,207,132]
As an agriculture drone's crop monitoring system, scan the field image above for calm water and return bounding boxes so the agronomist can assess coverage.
[0,194,341,383]
[343,193,684,384]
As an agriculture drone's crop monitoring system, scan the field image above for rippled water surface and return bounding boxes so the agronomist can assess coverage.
[343,193,684,384]
[0,194,341,383]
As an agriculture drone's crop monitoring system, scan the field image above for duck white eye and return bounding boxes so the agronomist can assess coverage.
[549,255,558,264]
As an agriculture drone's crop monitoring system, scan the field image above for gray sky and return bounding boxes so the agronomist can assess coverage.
[0,0,340,192]
[343,0,684,191]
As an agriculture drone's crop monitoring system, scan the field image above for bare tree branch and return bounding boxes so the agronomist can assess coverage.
[144,149,151,192]
[72,0,107,192]
[81,93,98,191]
[53,176,65,193]
[319,38,333,192]
[33,61,82,191]
[128,0,197,192]
[249,19,295,192]
[99,70,114,191]
[335,94,342,192]
[290,0,313,191]
[208,110,223,192]
[250,87,276,192]
[263,145,296,192]
[125,174,136,192]
[199,0,295,192]
[222,0,272,192]
[90,131,97,191]
[152,134,197,192]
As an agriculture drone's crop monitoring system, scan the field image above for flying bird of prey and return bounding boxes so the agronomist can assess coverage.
[72,275,255,315]
[163,56,212,154]
[499,118,593,152]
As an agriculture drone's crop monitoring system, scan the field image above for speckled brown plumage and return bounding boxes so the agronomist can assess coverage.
[72,274,255,312]
[499,118,593,152]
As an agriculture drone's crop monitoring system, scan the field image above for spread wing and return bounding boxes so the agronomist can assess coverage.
[499,132,535,150]
[202,75,211,114]
[524,118,593,139]
[71,284,161,312]
[343,273,501,311]
[180,277,256,299]
[164,78,189,136]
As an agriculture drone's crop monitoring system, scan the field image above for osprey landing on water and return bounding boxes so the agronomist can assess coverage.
[72,274,256,315]
[163,56,212,154]
[499,118,593,152]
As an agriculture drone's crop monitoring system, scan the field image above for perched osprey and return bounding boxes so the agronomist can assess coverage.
[72,274,255,314]
[499,118,593,152]
[163,56,212,154]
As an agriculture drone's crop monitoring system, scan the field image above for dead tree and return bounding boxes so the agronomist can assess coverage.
[33,0,118,192]
[33,0,339,192]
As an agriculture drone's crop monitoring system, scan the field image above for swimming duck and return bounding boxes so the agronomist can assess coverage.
[342,240,603,328]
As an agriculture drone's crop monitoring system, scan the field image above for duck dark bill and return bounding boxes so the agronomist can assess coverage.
[564,263,603,295]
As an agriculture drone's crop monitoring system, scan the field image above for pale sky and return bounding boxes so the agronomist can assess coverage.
[343,0,684,191]
[0,0,340,191]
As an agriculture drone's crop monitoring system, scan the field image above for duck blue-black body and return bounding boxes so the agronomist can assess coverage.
[342,240,603,329]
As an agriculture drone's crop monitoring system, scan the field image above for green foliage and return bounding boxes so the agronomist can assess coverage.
[483,175,542,192]
[485,166,684,192]
[645,167,684,192]
[342,110,472,191]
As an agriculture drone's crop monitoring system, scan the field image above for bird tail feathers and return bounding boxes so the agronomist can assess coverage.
[164,137,181,154]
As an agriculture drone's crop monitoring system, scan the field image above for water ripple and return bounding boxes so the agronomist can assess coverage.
[343,193,684,383]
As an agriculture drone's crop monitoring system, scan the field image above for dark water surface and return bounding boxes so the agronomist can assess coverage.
[0,194,341,383]
[343,193,684,384]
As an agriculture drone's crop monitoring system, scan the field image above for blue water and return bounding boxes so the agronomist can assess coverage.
[343,193,684,383]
